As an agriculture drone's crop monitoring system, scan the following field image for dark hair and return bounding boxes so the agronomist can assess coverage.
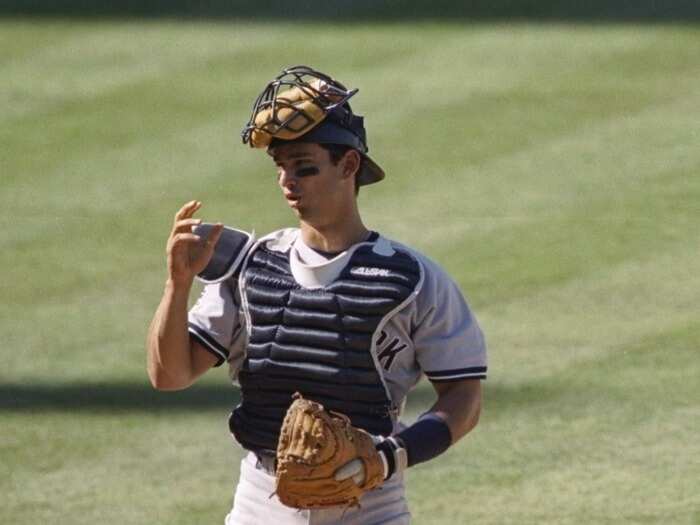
[320,143,364,195]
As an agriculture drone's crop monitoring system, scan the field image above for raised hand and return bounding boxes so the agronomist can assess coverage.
[166,200,223,288]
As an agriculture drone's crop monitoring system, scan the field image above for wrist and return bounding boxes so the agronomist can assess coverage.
[165,277,193,296]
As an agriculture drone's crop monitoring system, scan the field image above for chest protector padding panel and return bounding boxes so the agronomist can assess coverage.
[230,243,421,452]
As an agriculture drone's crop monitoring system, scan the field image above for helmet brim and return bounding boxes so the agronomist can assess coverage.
[268,119,384,186]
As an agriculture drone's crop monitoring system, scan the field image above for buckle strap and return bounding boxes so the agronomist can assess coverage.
[254,451,277,474]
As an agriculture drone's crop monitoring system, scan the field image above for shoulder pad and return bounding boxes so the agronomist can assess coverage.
[194,223,255,284]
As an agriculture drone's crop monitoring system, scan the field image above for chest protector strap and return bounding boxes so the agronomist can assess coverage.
[230,241,421,452]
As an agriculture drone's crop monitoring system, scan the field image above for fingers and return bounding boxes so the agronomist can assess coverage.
[174,200,202,223]
[334,459,365,485]
[170,233,202,245]
[173,218,203,234]
[168,203,224,272]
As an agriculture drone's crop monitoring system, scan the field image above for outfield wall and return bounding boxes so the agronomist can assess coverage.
[2,0,700,21]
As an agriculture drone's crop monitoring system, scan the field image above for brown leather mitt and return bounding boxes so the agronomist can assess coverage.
[275,394,385,509]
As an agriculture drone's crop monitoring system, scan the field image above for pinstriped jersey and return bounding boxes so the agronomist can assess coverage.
[188,228,487,425]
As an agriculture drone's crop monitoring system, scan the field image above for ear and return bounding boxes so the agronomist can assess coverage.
[341,149,361,180]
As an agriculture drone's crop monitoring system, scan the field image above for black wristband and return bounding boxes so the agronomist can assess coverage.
[396,413,452,467]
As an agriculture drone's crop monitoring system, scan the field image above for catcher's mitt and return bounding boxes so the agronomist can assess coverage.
[275,394,385,509]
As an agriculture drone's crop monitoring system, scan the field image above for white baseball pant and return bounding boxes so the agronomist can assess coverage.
[225,452,411,525]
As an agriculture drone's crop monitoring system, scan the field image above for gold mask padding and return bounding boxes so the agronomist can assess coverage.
[249,79,329,148]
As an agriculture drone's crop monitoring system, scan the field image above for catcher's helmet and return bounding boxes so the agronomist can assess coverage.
[241,65,384,186]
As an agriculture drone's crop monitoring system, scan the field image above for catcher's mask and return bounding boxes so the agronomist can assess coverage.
[241,65,384,186]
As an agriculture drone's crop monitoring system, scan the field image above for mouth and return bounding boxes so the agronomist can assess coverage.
[285,193,301,206]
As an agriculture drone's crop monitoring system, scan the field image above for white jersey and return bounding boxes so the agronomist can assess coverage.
[188,228,487,422]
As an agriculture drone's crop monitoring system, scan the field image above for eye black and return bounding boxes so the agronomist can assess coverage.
[296,167,320,177]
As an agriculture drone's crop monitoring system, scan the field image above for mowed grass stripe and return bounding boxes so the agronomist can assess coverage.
[482,241,700,383]
[1,23,696,229]
[2,25,696,246]
[0,21,426,176]
[4,24,697,182]
[0,21,284,123]
[410,323,700,524]
[374,86,700,302]
[0,20,83,64]
[361,25,700,180]
[3,323,696,524]
[2,24,699,383]
[1,43,252,179]
[2,269,198,382]
[1,411,240,525]
[373,59,700,224]
[6,199,697,385]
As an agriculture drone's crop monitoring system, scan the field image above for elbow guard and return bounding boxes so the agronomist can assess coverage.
[193,223,255,284]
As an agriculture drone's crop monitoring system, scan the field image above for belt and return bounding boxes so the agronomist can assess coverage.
[254,451,277,474]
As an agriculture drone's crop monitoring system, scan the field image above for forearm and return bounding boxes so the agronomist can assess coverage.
[382,380,481,476]
[147,279,196,390]
[428,380,482,443]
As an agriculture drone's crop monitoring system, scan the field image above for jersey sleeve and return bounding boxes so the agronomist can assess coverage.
[187,280,241,367]
[412,257,487,382]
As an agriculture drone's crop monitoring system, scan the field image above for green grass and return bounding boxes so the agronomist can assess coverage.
[1,18,699,524]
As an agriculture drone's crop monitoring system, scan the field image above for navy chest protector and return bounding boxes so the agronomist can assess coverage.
[229,241,421,452]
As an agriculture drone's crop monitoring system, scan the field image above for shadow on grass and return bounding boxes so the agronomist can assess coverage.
[6,334,684,413]
[0,379,554,415]
[0,381,241,412]
[2,0,700,22]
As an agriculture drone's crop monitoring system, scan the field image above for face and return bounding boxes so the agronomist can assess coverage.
[269,143,357,226]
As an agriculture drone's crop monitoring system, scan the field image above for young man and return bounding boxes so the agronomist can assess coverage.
[147,66,487,524]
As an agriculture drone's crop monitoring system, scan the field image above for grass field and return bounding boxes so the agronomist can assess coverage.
[1,18,699,524]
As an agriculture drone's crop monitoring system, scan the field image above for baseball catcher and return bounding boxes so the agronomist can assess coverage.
[147,65,487,524]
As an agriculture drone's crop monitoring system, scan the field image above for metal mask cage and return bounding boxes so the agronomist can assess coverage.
[241,65,359,146]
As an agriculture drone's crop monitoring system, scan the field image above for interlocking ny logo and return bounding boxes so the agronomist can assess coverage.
[376,330,407,371]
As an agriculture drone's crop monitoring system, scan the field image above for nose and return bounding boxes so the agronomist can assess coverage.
[278,167,297,189]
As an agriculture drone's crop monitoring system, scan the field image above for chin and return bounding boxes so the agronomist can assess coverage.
[294,207,323,224]
[289,204,306,219]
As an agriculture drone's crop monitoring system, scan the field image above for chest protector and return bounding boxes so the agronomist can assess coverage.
[229,240,421,452]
